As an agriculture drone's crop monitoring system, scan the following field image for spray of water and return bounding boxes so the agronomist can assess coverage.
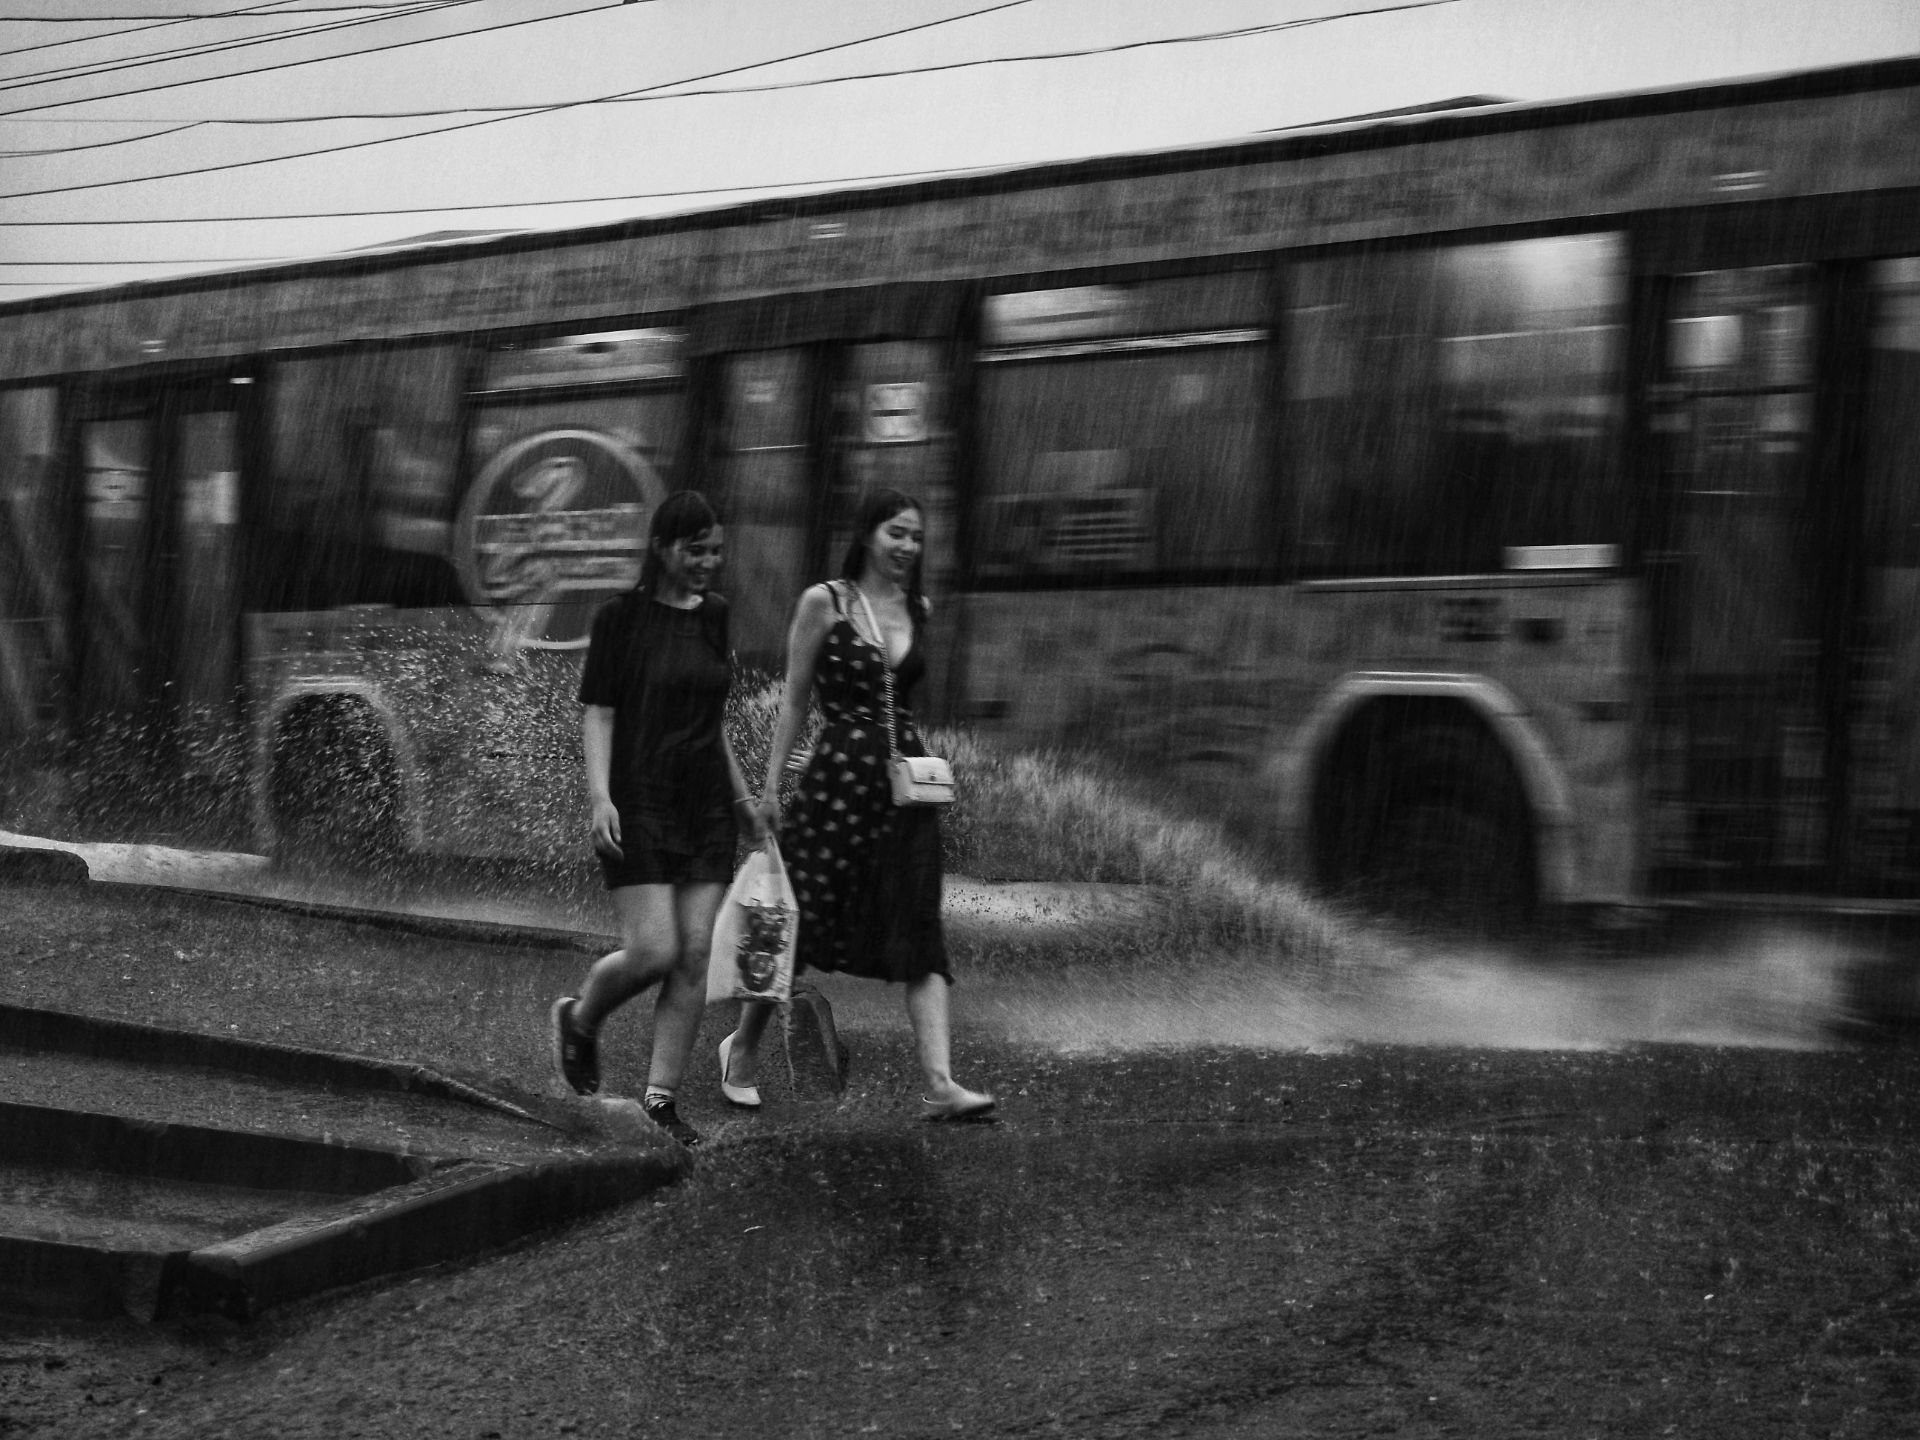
[930,922,1862,1056]
[4,829,1876,1055]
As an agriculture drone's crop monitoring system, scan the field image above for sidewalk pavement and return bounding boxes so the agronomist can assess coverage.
[0,828,1156,949]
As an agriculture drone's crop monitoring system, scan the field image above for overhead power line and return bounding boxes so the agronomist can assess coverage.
[0,160,986,227]
[0,0,1038,194]
[0,0,1452,202]
[2,3,489,15]
[0,0,462,68]
[3,0,1465,141]
[0,0,491,92]
[0,256,292,265]
[0,122,201,156]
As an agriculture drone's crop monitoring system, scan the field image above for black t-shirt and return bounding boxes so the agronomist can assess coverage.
[578,590,731,854]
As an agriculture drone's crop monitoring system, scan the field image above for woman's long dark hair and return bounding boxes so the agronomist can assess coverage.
[635,489,720,599]
[839,488,928,625]
[628,490,726,657]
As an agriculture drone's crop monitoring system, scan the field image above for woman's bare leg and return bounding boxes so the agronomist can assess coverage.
[907,975,994,1113]
[725,997,781,1089]
[644,882,724,1094]
[905,974,957,1096]
[575,885,679,1031]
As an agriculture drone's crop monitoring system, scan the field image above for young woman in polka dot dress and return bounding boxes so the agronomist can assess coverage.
[721,489,994,1121]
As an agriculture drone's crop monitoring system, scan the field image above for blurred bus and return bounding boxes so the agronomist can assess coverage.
[3,57,1918,919]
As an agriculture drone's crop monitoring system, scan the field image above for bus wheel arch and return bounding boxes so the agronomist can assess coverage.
[1292,674,1576,924]
[259,685,418,866]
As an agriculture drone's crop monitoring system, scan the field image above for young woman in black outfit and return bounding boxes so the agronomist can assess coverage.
[722,488,994,1121]
[551,491,763,1146]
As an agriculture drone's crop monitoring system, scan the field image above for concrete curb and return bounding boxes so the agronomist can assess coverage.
[166,1150,682,1322]
[110,879,616,957]
[1,1099,432,1194]
[0,1002,555,1128]
[0,1096,684,1323]
[1,841,616,954]
[0,997,693,1322]
[0,1235,174,1323]
[0,845,89,885]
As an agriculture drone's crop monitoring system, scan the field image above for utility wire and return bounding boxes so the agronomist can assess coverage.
[0,0,1465,222]
[0,0,1446,200]
[0,0,483,90]
[0,0,1036,195]
[6,0,1462,140]
[0,121,201,156]
[0,0,451,68]
[0,160,986,227]
[3,3,493,15]
[0,255,292,264]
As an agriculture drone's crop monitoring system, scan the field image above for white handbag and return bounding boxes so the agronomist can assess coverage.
[853,586,955,808]
[888,753,956,807]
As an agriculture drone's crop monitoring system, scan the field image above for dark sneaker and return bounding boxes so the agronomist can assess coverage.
[642,1095,701,1148]
[551,996,600,1096]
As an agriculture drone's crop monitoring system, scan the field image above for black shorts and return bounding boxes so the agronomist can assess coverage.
[597,791,736,891]
[597,843,734,890]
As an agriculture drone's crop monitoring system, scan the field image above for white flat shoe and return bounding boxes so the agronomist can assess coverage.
[921,1087,996,1122]
[718,1031,761,1108]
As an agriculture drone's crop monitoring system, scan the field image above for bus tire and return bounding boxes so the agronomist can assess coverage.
[1319,718,1537,931]
[269,698,405,870]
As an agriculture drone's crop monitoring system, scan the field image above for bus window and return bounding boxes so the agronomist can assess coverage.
[1855,257,1920,884]
[710,349,813,665]
[262,344,465,612]
[1283,233,1627,578]
[0,387,65,751]
[828,341,958,600]
[1864,259,1920,568]
[81,415,152,721]
[174,407,242,767]
[975,272,1271,580]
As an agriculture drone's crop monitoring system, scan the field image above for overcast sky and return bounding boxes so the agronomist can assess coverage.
[0,0,1914,301]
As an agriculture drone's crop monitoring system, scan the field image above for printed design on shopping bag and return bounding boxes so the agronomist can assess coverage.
[707,838,799,1006]
[735,900,791,995]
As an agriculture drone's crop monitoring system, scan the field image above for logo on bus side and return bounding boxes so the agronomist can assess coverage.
[453,428,665,653]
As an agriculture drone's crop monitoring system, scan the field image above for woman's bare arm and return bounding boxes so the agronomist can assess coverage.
[582,704,622,857]
[757,584,836,820]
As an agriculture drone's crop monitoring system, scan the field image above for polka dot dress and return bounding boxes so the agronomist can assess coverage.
[782,583,950,985]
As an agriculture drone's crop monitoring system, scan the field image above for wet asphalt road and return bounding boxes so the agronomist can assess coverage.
[15,1035,1920,1439]
[7,842,1920,1435]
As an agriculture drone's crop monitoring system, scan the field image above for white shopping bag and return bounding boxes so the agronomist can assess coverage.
[706,837,798,1005]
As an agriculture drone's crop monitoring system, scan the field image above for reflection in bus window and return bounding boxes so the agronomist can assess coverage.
[81,417,151,718]
[1865,258,1920,567]
[712,350,812,663]
[828,342,958,601]
[1856,257,1920,874]
[174,410,241,752]
[263,345,465,611]
[1283,233,1627,578]
[0,388,64,747]
[975,272,1271,580]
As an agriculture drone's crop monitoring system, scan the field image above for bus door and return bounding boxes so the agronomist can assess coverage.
[76,376,248,793]
[710,349,820,670]
[1644,265,1834,890]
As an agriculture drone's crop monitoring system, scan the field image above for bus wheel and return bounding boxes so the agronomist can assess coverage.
[269,699,404,870]
[1325,722,1537,932]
